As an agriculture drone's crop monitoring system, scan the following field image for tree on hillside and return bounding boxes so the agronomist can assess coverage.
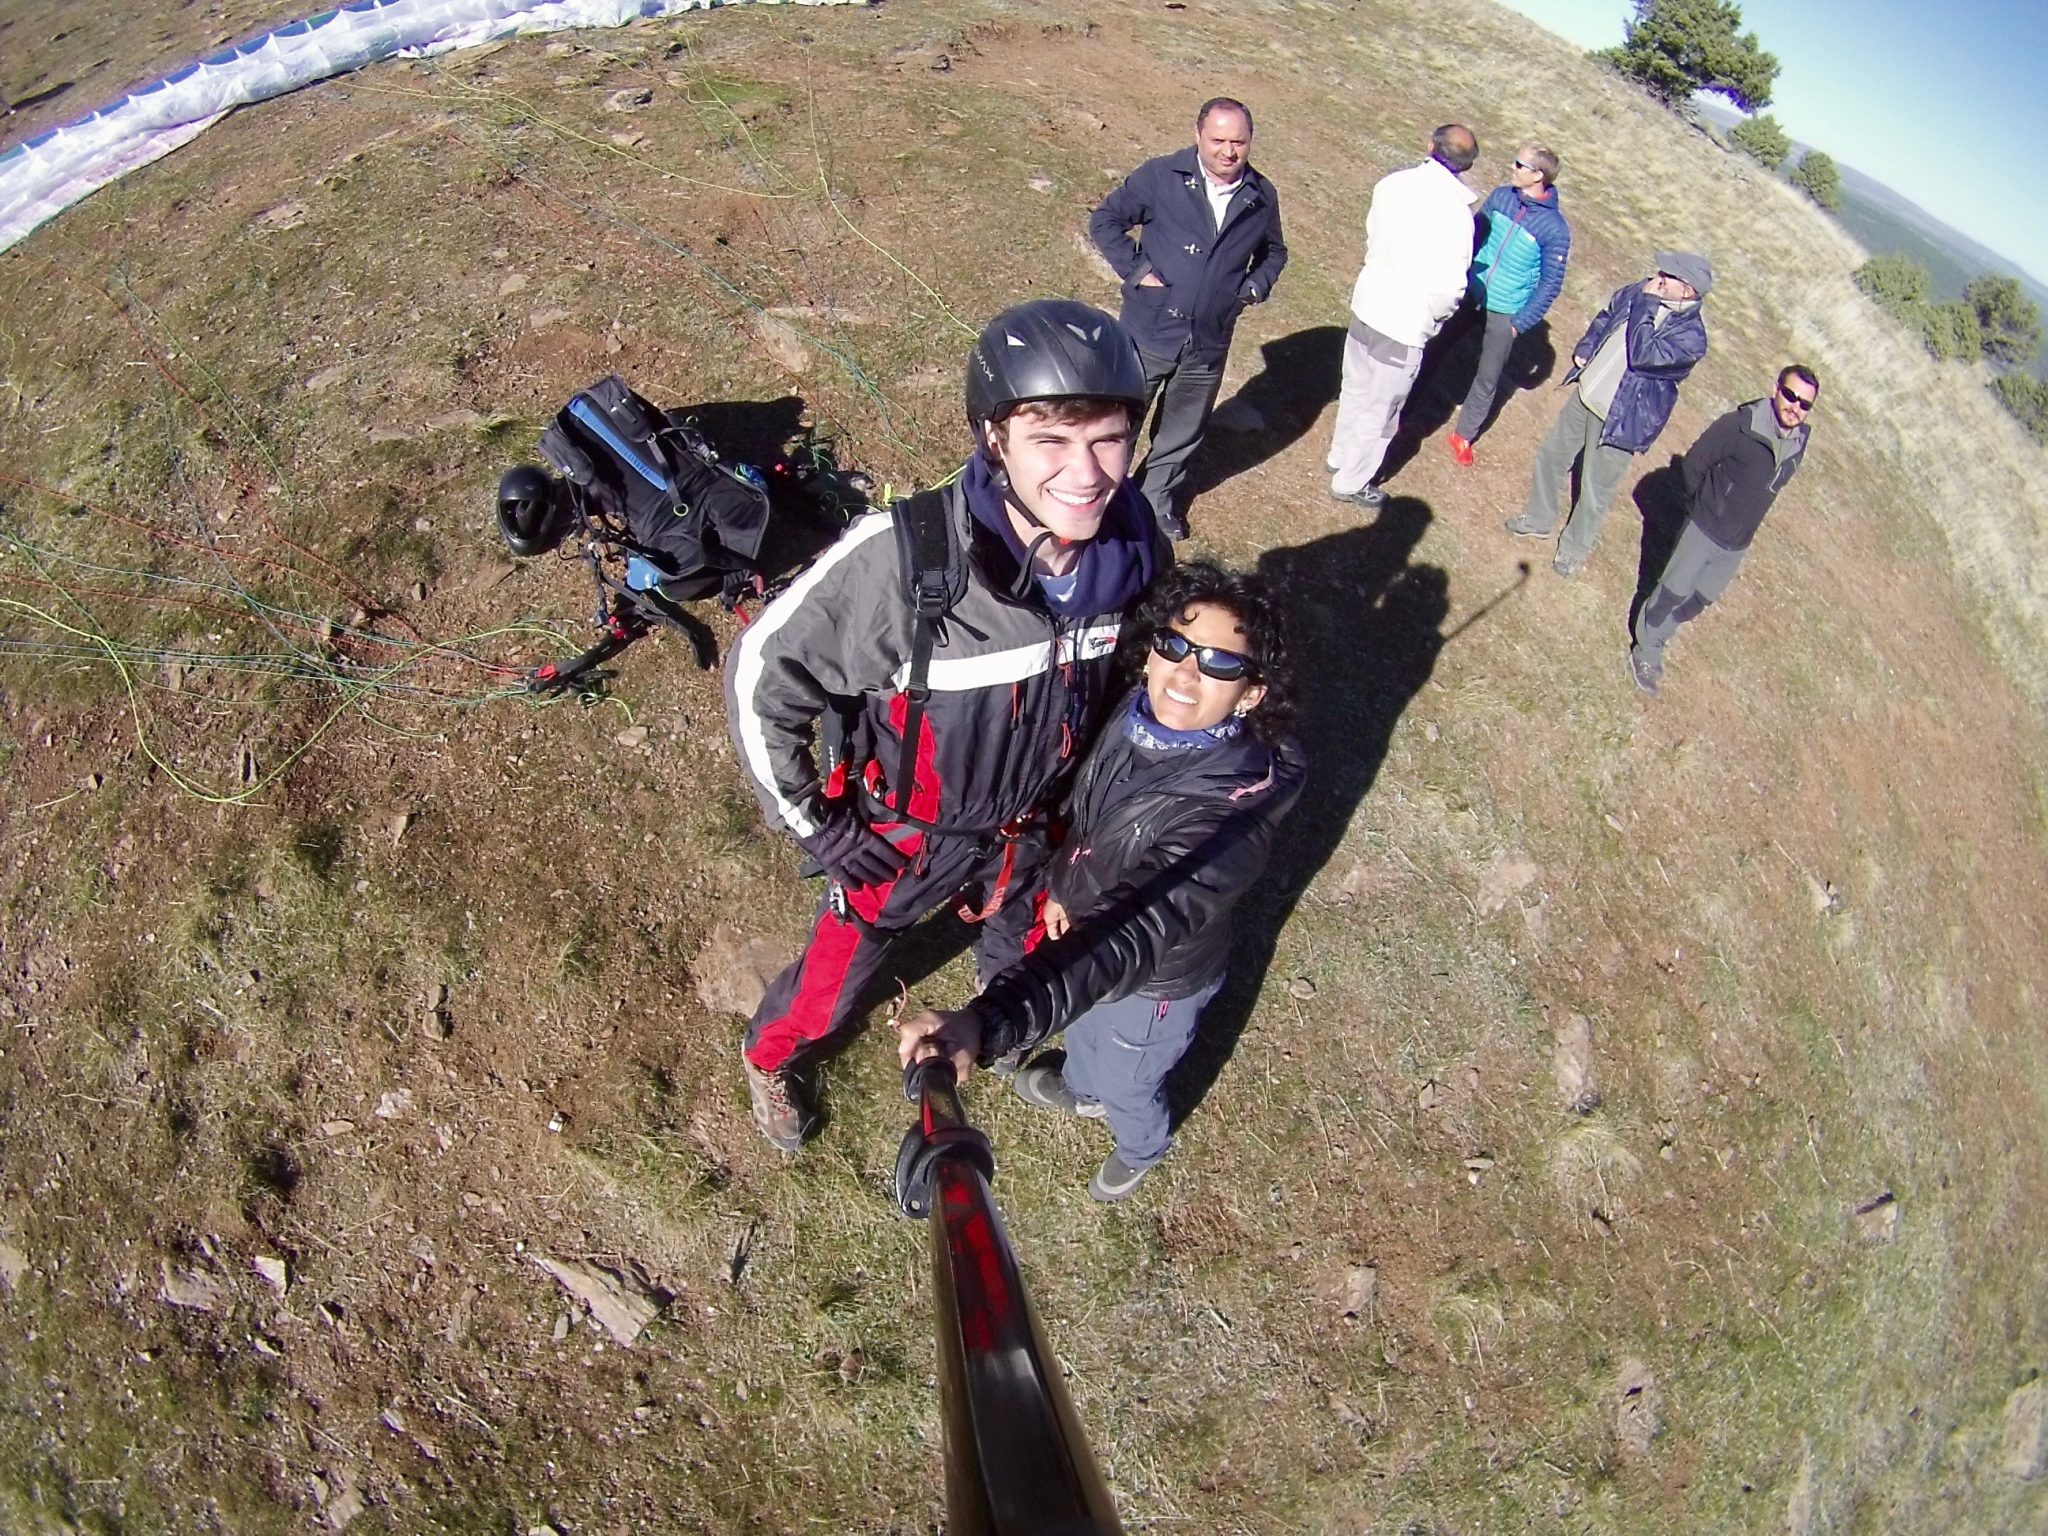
[1599,0,1780,112]
[1919,302,1983,363]
[1964,274,2043,367]
[1854,254,1932,317]
[1993,372,2048,443]
[1790,148,1841,211]
[1728,113,1791,170]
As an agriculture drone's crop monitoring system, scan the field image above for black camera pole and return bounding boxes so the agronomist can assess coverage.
[895,1058,1124,1536]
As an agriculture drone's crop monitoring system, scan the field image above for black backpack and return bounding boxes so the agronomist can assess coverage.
[537,374,772,605]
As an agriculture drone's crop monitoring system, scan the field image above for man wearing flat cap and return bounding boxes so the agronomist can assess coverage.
[1506,250,1712,576]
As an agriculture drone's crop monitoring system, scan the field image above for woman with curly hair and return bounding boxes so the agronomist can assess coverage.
[898,560,1307,1200]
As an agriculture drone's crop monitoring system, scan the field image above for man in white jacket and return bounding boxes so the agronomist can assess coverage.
[1327,124,1479,509]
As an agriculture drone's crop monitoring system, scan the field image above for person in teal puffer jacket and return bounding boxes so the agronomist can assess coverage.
[1444,143,1571,464]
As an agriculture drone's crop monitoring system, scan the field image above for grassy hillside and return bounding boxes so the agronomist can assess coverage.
[2,1,2045,1532]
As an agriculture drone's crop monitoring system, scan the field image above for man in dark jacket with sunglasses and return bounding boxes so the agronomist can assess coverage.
[724,299,1165,1152]
[1090,96,1289,539]
[1629,364,1818,695]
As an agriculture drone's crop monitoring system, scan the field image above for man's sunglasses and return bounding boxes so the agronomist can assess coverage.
[1513,159,1537,172]
[1151,628,1258,682]
[1778,385,1816,411]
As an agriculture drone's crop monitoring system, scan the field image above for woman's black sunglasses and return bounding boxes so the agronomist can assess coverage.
[1150,628,1258,682]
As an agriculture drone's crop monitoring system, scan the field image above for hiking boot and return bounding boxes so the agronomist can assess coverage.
[1629,648,1663,696]
[743,1057,814,1152]
[1552,552,1584,578]
[1446,431,1475,467]
[1011,1062,1104,1118]
[1332,483,1386,511]
[1088,1151,1154,1202]
[1503,514,1548,538]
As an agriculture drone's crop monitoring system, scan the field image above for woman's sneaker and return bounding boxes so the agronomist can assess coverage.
[1011,1061,1104,1118]
[1088,1151,1153,1202]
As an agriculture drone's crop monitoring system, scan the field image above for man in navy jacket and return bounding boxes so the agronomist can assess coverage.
[1090,97,1289,538]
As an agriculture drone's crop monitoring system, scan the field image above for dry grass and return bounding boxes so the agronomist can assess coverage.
[0,1,2045,1533]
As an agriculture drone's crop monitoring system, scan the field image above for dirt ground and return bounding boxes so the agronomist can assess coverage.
[3,1,2046,1533]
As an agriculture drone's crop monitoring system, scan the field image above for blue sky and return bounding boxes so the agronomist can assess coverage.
[1497,0,2048,284]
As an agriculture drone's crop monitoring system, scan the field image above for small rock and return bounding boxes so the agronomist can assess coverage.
[605,87,654,112]
[253,200,308,232]
[1553,1013,1599,1113]
[1417,1079,1440,1111]
[380,1407,407,1435]
[323,1467,364,1530]
[553,1312,570,1342]
[1424,719,1441,742]
[750,311,813,374]
[1286,976,1317,1001]
[1475,851,1540,917]
[498,272,529,296]
[374,1090,413,1120]
[1333,1265,1376,1322]
[252,1255,288,1294]
[410,581,429,602]
[2005,1378,2046,1480]
[0,1242,29,1291]
[616,725,650,748]
[390,811,412,847]
[1614,1360,1660,1456]
[159,1262,224,1313]
[530,1253,664,1346]
[1026,174,1055,193]
[610,131,645,149]
[306,364,349,392]
[1854,1191,1899,1244]
[692,924,793,1018]
[318,1120,356,1138]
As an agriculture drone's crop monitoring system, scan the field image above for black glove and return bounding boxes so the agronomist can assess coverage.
[1239,279,1262,304]
[798,806,904,888]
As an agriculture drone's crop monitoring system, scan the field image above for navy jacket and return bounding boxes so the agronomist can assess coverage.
[1089,148,1288,366]
[1563,281,1708,454]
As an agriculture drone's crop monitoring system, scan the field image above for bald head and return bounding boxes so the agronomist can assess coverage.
[1432,123,1478,173]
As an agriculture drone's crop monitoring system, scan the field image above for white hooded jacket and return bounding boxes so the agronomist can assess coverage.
[1348,157,1478,348]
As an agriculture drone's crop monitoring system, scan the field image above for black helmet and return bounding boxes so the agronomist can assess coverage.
[965,298,1148,432]
[496,464,571,557]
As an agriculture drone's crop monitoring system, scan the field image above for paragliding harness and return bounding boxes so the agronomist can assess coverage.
[507,375,778,690]
[817,485,1040,931]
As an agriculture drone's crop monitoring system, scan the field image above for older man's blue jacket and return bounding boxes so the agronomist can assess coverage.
[1088,147,1288,366]
[1563,279,1709,454]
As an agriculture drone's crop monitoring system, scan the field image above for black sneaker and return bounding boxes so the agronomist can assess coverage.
[1629,648,1663,696]
[1088,1151,1153,1202]
[1332,484,1386,511]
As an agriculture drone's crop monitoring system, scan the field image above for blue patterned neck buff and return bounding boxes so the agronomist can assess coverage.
[1124,688,1242,751]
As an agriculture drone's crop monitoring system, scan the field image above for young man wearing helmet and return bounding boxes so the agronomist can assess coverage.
[724,298,1166,1151]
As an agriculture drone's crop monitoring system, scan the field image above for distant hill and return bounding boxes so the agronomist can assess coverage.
[1692,100,2048,379]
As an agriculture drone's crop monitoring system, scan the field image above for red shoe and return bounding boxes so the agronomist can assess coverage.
[1446,431,1475,467]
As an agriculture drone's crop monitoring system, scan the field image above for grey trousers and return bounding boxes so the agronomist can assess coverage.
[1453,310,1518,442]
[1135,341,1227,523]
[1061,976,1222,1169]
[1328,320,1423,493]
[1520,393,1635,563]
[1633,516,1747,665]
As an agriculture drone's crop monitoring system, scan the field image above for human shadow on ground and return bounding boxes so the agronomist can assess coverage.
[1167,499,1479,1127]
[1184,325,1345,502]
[1626,458,1689,635]
[1374,315,1559,486]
